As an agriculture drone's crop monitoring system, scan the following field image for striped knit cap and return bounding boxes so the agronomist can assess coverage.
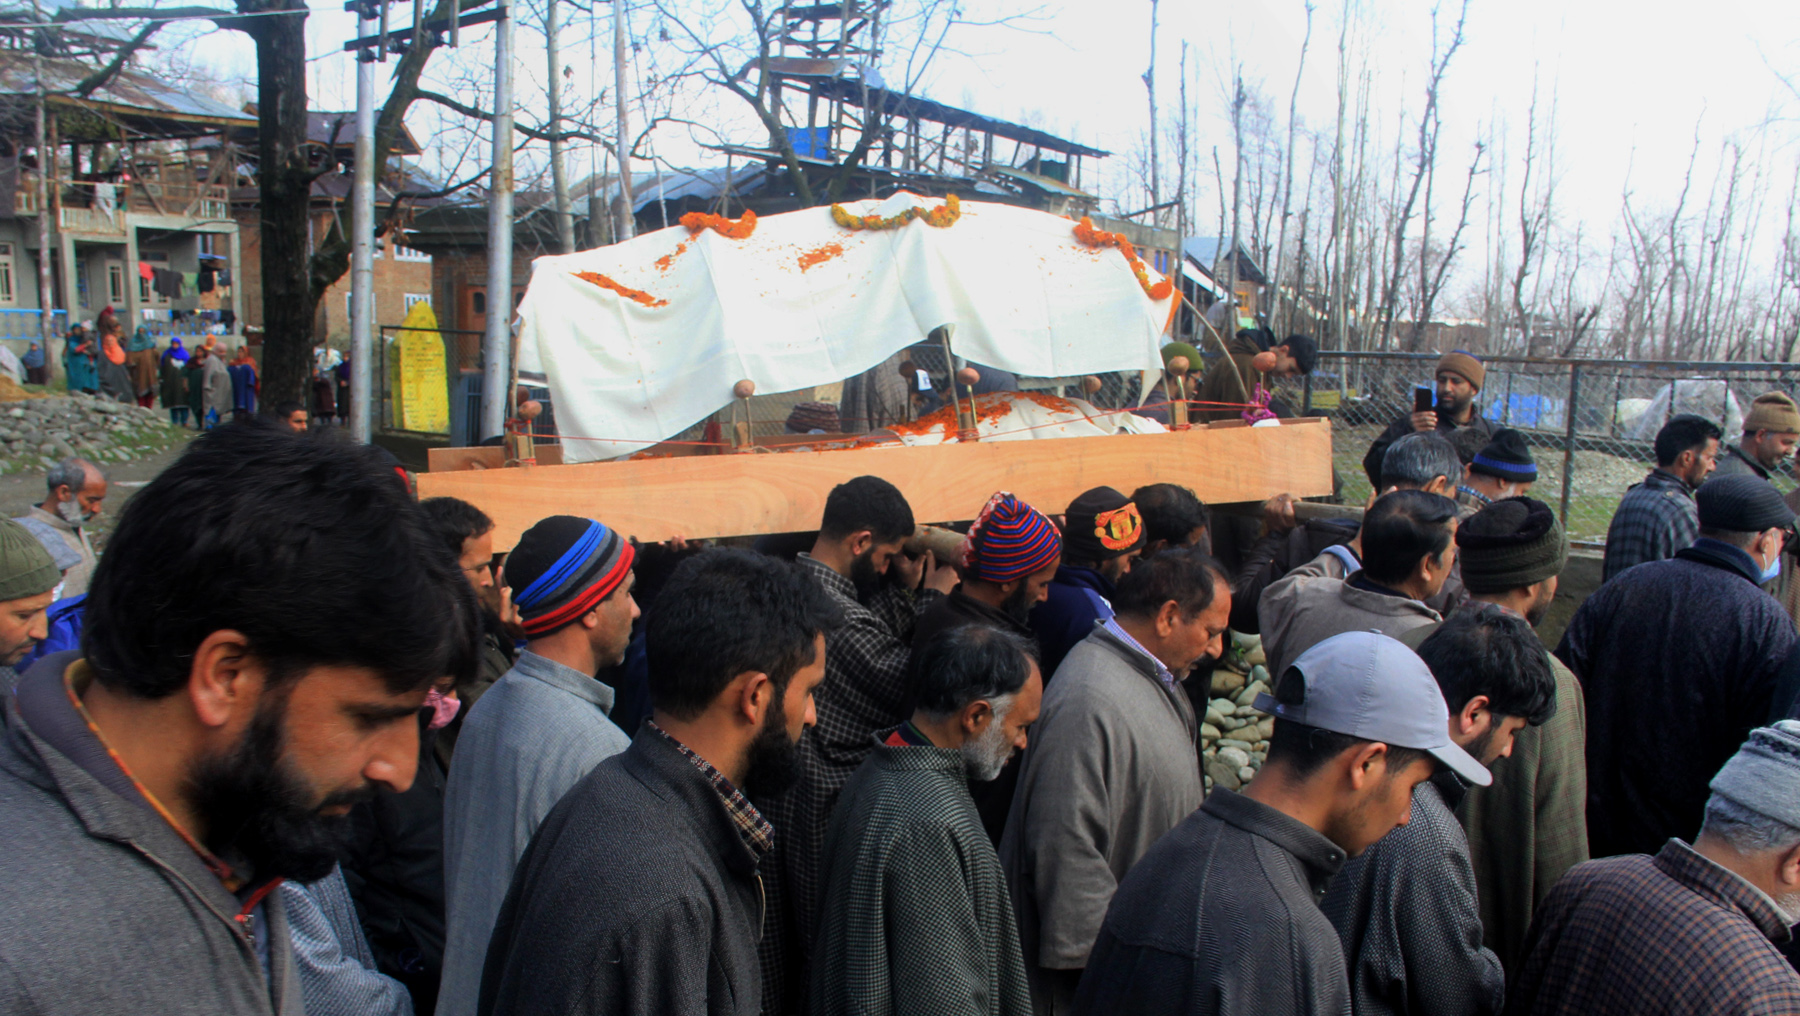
[961,492,1062,583]
[506,515,636,637]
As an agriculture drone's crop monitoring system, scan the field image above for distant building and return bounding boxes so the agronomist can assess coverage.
[224,111,436,348]
[0,34,251,383]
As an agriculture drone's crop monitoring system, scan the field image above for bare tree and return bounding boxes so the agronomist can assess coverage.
[1267,1,1313,335]
[1377,0,1469,349]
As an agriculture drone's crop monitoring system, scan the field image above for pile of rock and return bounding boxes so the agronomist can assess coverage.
[1201,633,1273,794]
[0,393,187,472]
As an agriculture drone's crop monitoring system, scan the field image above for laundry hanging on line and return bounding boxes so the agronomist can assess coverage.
[151,268,182,299]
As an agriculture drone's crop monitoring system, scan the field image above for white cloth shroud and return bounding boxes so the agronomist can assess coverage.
[515,193,1174,462]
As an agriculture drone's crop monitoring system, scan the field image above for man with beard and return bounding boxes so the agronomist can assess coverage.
[909,491,1061,844]
[1709,392,1800,482]
[811,624,1042,1016]
[1505,722,1800,1015]
[15,457,106,597]
[0,517,60,691]
[438,515,639,1016]
[1002,548,1230,1015]
[476,548,839,1016]
[0,421,478,1016]
[1399,497,1588,973]
[1362,351,1498,488]
[1601,413,1721,582]
[1323,606,1556,1016]
[910,491,1061,663]
[764,475,954,1009]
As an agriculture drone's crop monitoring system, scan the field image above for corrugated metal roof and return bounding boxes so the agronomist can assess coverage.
[801,77,1110,159]
[0,53,254,134]
[988,165,1093,199]
[1184,236,1267,285]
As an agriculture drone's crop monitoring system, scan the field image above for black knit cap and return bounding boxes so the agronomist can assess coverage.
[1455,497,1567,594]
[1063,486,1146,564]
[1469,428,1537,483]
[1697,474,1797,532]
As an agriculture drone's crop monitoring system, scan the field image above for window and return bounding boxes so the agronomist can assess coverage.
[0,243,20,305]
[403,293,430,310]
[106,261,125,306]
[471,290,487,315]
[394,244,430,263]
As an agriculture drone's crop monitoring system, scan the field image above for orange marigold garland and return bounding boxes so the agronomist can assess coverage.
[574,271,669,308]
[1072,216,1175,301]
[831,192,961,231]
[679,209,757,239]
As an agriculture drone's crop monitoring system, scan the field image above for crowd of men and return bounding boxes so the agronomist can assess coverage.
[4,346,1800,1015]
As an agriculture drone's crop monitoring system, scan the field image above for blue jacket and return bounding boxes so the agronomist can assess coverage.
[1030,564,1117,679]
[18,595,84,672]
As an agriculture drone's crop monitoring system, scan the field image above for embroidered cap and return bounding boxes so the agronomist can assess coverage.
[1062,486,1146,564]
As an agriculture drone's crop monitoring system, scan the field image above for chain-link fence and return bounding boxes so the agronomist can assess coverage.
[1275,351,1800,543]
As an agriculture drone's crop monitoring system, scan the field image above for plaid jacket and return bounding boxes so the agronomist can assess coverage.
[759,555,939,1010]
[1505,839,1800,1015]
[1601,468,1698,583]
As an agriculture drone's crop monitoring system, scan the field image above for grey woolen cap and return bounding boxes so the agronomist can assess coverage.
[1696,474,1796,532]
[1709,721,1800,831]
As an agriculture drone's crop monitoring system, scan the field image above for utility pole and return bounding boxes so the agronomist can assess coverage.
[546,0,575,253]
[479,3,516,438]
[611,0,633,242]
[29,0,53,370]
[349,0,377,442]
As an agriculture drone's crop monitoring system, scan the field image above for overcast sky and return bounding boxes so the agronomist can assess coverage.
[182,0,1800,263]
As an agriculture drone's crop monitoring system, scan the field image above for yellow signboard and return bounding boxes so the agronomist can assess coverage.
[391,301,450,434]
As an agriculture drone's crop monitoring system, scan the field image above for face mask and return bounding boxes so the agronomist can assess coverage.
[424,688,461,730]
[1762,553,1783,585]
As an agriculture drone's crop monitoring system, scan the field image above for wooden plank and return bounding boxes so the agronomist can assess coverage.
[416,418,1334,550]
[426,444,563,472]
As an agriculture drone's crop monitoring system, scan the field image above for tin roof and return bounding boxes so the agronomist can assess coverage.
[799,77,1110,159]
[0,53,253,140]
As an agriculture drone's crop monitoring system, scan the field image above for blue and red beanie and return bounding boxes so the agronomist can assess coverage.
[961,492,1062,584]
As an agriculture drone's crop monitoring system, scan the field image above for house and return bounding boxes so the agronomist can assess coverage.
[0,46,252,383]
[222,111,437,348]
[1183,236,1266,334]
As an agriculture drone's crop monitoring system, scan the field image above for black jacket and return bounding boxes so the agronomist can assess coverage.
[1362,405,1497,487]
[339,714,446,1013]
[477,727,767,1016]
[1072,789,1350,1016]
[1557,538,1799,858]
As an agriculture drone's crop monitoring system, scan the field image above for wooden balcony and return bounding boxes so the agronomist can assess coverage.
[13,176,231,232]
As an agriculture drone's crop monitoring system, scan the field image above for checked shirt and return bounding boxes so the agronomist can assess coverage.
[1505,839,1800,1015]
[758,554,940,1007]
[1601,468,1698,583]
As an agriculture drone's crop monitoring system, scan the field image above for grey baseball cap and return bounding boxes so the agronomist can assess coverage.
[1253,630,1491,787]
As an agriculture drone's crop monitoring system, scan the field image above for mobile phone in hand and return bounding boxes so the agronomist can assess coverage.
[1414,385,1436,414]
